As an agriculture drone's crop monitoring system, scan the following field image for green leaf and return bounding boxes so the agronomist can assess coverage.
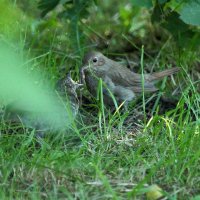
[131,0,153,8]
[162,12,200,50]
[179,0,200,26]
[163,12,189,33]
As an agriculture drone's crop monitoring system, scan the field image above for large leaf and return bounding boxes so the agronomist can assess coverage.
[163,12,200,49]
[163,12,189,33]
[152,5,200,50]
[179,0,200,26]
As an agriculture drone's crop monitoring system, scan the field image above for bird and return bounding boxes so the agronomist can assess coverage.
[81,51,180,106]
[56,71,83,117]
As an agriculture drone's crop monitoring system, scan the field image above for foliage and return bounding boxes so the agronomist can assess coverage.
[178,0,200,26]
[132,0,200,26]
[131,0,200,50]
[38,0,94,56]
[37,0,200,52]
[0,0,29,40]
[38,0,92,19]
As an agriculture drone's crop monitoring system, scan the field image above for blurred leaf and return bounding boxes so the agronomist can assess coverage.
[191,195,200,200]
[119,5,134,27]
[179,0,200,26]
[0,0,29,39]
[131,0,153,8]
[0,42,74,131]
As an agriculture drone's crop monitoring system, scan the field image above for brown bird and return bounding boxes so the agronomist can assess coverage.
[81,51,180,106]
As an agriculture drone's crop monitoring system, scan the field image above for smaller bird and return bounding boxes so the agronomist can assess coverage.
[56,72,83,117]
[81,51,180,106]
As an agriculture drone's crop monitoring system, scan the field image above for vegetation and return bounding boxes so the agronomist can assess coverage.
[0,0,199,199]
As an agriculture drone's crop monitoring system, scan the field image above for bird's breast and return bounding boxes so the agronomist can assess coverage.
[104,76,116,92]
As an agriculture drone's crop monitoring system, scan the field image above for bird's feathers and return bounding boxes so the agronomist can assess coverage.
[147,67,180,81]
[107,61,158,92]
[82,51,180,102]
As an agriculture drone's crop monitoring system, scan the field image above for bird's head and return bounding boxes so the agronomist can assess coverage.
[56,71,83,96]
[82,51,109,73]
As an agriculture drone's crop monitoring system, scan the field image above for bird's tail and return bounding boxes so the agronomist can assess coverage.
[149,67,180,81]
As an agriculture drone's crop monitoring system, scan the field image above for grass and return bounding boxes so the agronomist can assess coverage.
[0,50,199,199]
[0,1,200,199]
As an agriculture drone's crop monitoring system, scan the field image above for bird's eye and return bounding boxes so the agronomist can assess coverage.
[92,57,98,63]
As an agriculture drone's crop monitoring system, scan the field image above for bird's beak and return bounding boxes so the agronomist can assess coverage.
[67,71,83,89]
[80,63,93,84]
[80,65,88,84]
[75,83,83,89]
[81,65,90,71]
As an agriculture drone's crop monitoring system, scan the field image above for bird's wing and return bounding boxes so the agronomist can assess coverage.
[108,63,158,93]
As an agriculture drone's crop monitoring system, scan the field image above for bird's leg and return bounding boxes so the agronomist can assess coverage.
[114,86,136,104]
[123,101,130,112]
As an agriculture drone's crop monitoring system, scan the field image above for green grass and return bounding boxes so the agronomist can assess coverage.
[0,1,200,199]
[0,51,199,199]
